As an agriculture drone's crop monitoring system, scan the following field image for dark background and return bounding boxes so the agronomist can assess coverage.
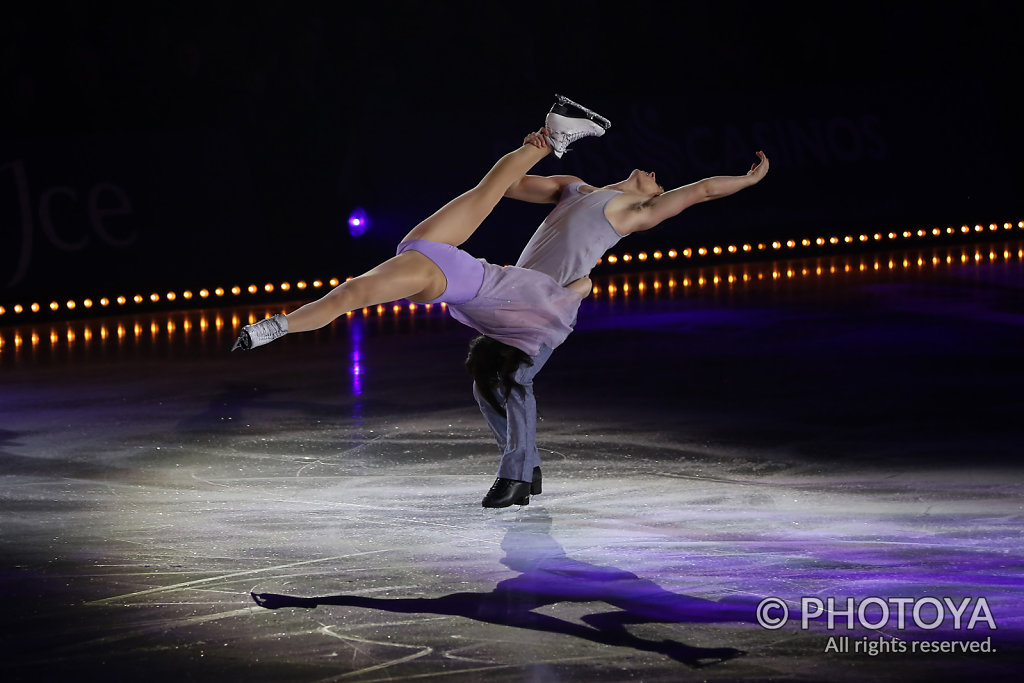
[2,1,1021,302]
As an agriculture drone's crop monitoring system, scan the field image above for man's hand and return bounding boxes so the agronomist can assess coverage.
[523,128,551,149]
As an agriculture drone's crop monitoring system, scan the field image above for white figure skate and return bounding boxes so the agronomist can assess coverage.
[544,94,612,158]
[232,313,288,351]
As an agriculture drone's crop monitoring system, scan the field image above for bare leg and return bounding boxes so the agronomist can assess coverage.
[285,251,440,333]
[235,138,549,348]
[401,142,549,247]
[292,141,550,333]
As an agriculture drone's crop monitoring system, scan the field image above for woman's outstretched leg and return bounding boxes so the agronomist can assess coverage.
[233,102,610,351]
[234,132,550,351]
[285,251,443,333]
[233,250,443,349]
[401,130,551,247]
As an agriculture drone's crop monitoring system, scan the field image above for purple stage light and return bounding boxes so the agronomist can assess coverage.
[348,207,369,238]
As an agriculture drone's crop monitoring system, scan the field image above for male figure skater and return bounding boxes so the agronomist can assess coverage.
[477,107,769,507]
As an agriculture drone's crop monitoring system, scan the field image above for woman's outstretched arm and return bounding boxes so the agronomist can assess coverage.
[624,151,769,233]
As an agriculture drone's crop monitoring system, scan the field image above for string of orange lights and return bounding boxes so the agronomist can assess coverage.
[0,220,1021,323]
[596,221,1024,266]
[2,239,1021,361]
[593,243,1024,297]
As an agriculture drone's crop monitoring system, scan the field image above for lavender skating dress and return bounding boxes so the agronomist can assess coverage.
[397,239,585,356]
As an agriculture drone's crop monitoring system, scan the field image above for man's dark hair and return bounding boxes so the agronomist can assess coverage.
[465,336,532,418]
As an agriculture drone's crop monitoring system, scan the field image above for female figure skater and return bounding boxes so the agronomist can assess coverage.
[233,98,610,446]
[232,126,591,356]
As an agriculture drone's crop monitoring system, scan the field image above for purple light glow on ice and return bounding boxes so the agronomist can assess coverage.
[350,348,362,397]
[347,317,364,400]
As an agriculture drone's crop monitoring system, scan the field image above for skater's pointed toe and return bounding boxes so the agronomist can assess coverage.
[230,313,289,352]
[231,332,251,352]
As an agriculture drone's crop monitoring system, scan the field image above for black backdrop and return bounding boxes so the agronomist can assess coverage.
[2,2,1021,301]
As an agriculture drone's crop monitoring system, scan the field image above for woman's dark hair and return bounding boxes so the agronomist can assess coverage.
[465,336,532,418]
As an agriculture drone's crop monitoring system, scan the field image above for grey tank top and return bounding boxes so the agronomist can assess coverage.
[515,182,625,285]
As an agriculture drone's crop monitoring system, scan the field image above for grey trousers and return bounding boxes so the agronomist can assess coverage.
[472,344,554,481]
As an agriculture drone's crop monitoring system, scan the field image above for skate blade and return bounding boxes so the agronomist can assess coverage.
[553,93,611,129]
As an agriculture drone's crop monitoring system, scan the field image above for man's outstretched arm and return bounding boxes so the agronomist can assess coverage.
[503,130,581,204]
[624,151,769,233]
[504,174,582,204]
